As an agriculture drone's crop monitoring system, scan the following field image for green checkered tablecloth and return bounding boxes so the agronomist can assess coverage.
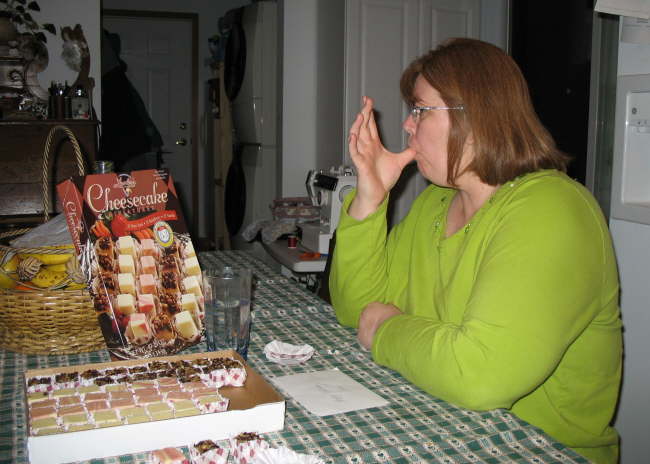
[0,251,589,464]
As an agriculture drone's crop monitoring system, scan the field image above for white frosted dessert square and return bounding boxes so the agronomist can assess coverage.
[118,273,135,295]
[117,236,136,258]
[118,254,135,275]
[183,257,201,277]
[174,310,199,340]
[183,241,196,258]
[181,293,199,312]
[181,294,202,328]
[182,276,203,299]
[117,293,136,315]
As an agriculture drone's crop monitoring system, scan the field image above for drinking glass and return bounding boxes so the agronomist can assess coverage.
[203,266,252,359]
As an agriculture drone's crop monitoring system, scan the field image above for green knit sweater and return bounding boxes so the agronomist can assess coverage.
[330,170,622,464]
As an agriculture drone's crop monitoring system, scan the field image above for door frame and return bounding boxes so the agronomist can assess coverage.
[101,9,199,237]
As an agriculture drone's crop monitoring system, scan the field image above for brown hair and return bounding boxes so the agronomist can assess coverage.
[400,38,569,186]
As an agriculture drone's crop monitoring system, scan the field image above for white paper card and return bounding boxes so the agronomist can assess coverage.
[271,369,389,417]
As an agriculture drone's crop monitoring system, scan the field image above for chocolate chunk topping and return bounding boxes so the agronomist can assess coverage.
[176,366,200,377]
[100,275,116,292]
[93,293,111,312]
[153,314,173,332]
[97,237,112,251]
[98,254,113,271]
[160,369,177,378]
[235,432,262,443]
[160,255,176,267]
[192,358,212,366]
[161,271,178,290]
[194,440,219,453]
[210,357,242,370]
[169,360,191,369]
[132,372,157,381]
[27,377,51,387]
[163,242,179,255]
[148,361,170,371]
[179,374,202,383]
[128,366,148,374]
[93,376,113,386]
[80,369,101,379]
[115,375,132,384]
[159,294,181,315]
[55,372,79,383]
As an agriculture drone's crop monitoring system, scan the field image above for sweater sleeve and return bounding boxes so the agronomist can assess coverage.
[329,190,391,328]
[371,178,614,411]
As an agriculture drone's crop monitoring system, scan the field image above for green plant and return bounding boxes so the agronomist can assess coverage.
[0,0,55,42]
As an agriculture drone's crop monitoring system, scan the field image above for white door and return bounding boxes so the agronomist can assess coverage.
[419,0,480,46]
[344,0,480,227]
[102,14,196,231]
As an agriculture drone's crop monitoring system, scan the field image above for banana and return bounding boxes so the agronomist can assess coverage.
[2,246,76,289]
[0,254,20,289]
[45,263,67,272]
[30,267,68,289]
[2,255,20,272]
[18,251,73,265]
[0,274,16,290]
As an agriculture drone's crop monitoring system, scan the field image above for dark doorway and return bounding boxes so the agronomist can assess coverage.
[510,1,594,185]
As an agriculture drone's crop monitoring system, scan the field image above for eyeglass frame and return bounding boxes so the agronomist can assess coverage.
[409,104,464,122]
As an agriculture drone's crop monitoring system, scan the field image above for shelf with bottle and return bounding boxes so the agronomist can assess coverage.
[47,81,93,121]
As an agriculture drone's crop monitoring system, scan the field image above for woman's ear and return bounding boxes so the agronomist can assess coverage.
[465,131,475,147]
[462,132,475,160]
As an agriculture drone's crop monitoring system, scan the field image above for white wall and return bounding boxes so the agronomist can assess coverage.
[38,0,102,118]
[280,0,345,198]
[610,33,650,464]
[280,0,318,197]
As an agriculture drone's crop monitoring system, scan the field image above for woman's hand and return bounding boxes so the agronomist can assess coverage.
[348,96,416,220]
[357,302,402,350]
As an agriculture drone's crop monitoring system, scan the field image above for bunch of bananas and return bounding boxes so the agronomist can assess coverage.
[0,245,86,291]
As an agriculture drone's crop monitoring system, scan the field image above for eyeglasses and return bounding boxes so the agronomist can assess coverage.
[409,105,464,122]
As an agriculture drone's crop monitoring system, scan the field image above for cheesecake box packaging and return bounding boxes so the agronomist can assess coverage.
[57,169,205,360]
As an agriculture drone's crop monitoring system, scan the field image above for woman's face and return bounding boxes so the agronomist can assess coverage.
[403,76,455,187]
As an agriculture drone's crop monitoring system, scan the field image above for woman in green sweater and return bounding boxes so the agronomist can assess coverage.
[330,38,622,464]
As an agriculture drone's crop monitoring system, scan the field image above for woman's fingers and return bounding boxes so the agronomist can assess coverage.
[349,133,369,170]
[349,112,363,139]
[358,96,380,144]
[348,133,359,160]
[348,96,385,166]
[360,96,373,127]
[368,109,379,139]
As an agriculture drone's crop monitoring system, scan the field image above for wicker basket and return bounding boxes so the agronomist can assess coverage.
[0,125,104,354]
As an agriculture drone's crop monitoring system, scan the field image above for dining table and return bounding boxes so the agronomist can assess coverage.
[0,250,589,464]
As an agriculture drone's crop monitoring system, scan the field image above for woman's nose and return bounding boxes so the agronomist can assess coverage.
[403,114,416,136]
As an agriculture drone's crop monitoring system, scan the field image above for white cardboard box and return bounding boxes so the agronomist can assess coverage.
[25,351,285,464]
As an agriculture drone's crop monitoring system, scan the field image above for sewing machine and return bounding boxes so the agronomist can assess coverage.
[300,166,357,254]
